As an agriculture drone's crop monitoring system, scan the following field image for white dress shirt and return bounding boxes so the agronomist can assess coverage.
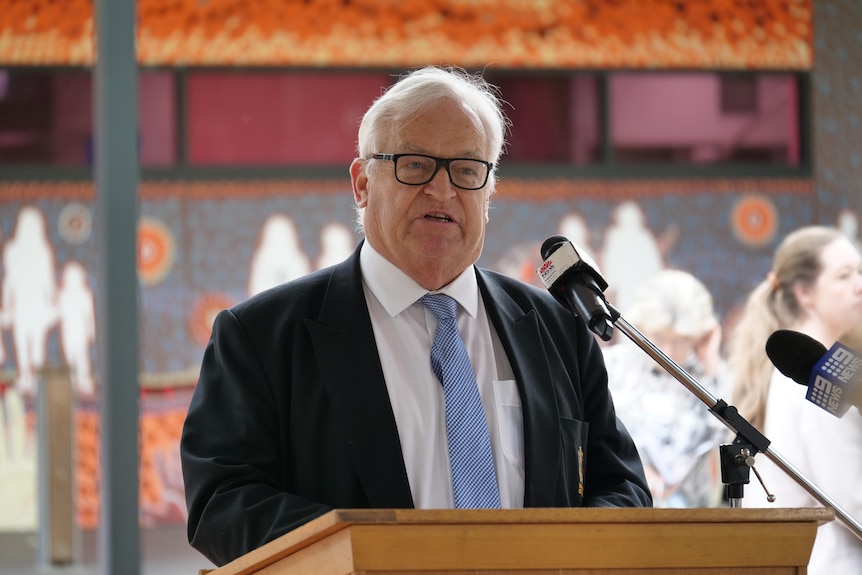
[359,241,525,508]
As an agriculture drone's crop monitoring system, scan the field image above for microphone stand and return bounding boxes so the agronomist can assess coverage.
[607,306,862,542]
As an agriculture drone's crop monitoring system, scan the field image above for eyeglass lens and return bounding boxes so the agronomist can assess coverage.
[396,155,488,190]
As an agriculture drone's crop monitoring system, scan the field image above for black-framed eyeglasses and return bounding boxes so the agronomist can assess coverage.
[370,153,493,191]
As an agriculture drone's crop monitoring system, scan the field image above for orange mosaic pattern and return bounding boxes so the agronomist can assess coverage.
[75,402,189,529]
[137,217,176,287]
[188,292,236,348]
[75,410,99,528]
[0,0,813,69]
[731,193,779,247]
[493,176,813,201]
[0,177,815,204]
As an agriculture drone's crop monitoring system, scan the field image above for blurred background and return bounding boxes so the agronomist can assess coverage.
[0,0,860,572]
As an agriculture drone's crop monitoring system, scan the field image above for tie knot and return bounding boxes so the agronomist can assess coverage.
[421,293,458,322]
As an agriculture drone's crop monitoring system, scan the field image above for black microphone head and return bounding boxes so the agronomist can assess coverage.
[765,329,828,386]
[540,235,570,260]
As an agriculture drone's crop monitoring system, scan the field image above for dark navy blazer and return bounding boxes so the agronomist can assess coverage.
[181,243,651,566]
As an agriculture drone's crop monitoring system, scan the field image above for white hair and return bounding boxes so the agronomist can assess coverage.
[625,269,718,338]
[353,66,509,232]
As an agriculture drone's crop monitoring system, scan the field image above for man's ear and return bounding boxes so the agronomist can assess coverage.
[350,159,368,208]
[483,189,492,223]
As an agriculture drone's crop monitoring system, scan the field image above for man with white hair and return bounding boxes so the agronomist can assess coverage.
[181,66,651,567]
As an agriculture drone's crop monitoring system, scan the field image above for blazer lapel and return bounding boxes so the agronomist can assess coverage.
[477,271,561,507]
[305,245,414,508]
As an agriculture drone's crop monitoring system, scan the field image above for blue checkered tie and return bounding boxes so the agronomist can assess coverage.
[421,293,501,509]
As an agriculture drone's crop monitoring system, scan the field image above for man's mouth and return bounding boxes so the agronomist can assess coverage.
[425,213,453,223]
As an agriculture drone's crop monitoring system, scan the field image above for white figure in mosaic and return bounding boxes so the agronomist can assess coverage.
[1,206,58,395]
[558,210,603,274]
[837,208,861,252]
[599,201,665,314]
[247,214,311,297]
[558,211,592,255]
[315,222,356,270]
[57,260,96,395]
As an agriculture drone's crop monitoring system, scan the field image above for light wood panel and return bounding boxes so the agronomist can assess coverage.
[202,507,832,575]
[41,367,75,565]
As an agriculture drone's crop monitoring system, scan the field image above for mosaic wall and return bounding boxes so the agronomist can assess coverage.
[2,0,861,532]
[0,177,825,528]
[812,1,862,226]
[0,178,819,386]
[0,0,812,69]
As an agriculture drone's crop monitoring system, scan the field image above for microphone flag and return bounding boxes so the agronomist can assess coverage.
[806,341,862,417]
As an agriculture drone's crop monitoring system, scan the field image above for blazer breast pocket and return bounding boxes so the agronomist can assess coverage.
[493,380,525,469]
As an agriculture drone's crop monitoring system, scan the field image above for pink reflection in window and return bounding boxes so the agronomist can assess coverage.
[187,72,390,166]
[140,72,176,167]
[610,73,800,165]
[490,74,600,165]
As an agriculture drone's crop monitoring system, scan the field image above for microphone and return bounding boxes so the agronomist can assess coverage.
[765,329,862,418]
[536,235,615,341]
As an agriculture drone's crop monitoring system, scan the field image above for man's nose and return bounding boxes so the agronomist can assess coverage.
[423,165,457,199]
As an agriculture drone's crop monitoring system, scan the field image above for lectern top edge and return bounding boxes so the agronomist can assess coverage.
[203,507,834,575]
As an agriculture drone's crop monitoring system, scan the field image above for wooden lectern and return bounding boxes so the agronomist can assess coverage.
[202,507,833,575]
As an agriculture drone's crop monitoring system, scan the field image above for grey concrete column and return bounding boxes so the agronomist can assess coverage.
[93,1,141,574]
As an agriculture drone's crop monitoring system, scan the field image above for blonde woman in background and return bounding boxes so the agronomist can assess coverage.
[604,269,728,508]
[727,225,862,575]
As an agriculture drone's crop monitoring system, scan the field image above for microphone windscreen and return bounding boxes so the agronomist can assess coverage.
[765,329,828,386]
[540,235,569,260]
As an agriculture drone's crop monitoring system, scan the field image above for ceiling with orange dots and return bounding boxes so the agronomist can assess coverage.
[0,0,812,69]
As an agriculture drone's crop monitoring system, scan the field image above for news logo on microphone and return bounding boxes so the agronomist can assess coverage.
[536,241,579,290]
[806,342,862,417]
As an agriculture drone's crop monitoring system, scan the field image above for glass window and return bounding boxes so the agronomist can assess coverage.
[186,71,391,166]
[52,71,94,166]
[0,69,176,167]
[489,73,601,165]
[0,68,805,172]
[0,69,63,165]
[609,72,800,166]
[139,72,177,167]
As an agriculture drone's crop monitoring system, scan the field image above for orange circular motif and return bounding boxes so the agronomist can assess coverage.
[731,195,778,247]
[138,217,175,286]
[189,292,235,347]
[58,201,92,245]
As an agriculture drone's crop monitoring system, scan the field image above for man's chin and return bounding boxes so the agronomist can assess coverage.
[418,240,481,266]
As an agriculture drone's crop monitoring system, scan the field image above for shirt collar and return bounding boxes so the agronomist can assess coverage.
[360,241,479,318]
